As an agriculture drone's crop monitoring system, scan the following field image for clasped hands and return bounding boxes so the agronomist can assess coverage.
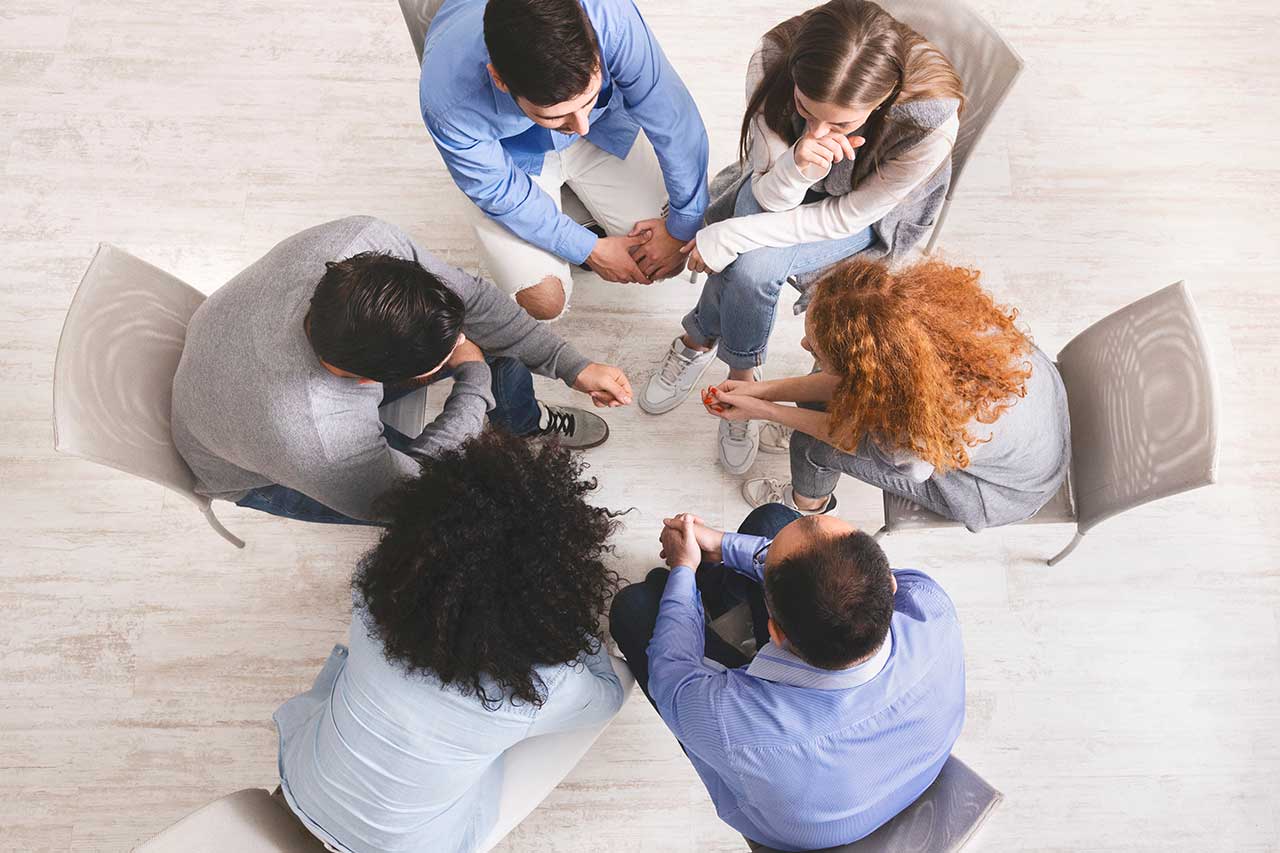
[700,379,772,422]
[586,218,687,284]
[658,513,725,570]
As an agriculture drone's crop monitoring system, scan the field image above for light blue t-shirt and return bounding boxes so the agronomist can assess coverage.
[275,609,624,853]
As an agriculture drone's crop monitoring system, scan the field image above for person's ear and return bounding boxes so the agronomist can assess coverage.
[486,63,509,93]
[890,573,898,595]
[767,617,786,649]
[357,377,377,385]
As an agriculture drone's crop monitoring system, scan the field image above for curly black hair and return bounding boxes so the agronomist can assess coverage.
[353,429,621,710]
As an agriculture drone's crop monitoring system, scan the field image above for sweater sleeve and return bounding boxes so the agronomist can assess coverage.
[695,113,958,272]
[407,361,495,458]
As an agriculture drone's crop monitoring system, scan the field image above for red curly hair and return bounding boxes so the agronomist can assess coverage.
[807,258,1032,472]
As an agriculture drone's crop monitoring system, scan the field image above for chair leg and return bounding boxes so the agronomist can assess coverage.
[203,505,245,549]
[1047,531,1083,566]
[873,525,888,541]
[924,198,952,255]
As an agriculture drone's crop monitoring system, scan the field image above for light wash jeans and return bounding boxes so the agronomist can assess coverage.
[682,180,875,370]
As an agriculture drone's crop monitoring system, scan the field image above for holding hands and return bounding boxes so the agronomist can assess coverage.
[794,127,864,175]
[659,513,725,568]
[628,218,689,281]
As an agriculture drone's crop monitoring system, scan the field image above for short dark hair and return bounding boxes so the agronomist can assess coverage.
[354,430,622,710]
[764,527,894,669]
[484,0,600,106]
[307,251,465,384]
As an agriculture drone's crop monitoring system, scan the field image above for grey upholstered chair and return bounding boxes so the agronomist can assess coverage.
[745,756,1002,853]
[133,788,326,853]
[876,281,1220,566]
[53,244,246,549]
[874,0,1024,254]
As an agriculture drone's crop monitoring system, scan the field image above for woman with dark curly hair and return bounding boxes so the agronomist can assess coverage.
[271,430,627,853]
[705,258,1071,532]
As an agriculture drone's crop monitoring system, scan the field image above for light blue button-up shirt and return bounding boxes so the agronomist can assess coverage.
[420,0,710,264]
[274,608,625,853]
[648,534,966,851]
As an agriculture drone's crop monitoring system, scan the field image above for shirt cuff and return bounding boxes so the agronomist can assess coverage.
[720,533,768,583]
[558,221,600,266]
[694,224,737,274]
[664,209,703,243]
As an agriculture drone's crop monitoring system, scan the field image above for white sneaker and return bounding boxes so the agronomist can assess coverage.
[741,477,837,514]
[718,418,760,475]
[759,422,793,454]
[640,337,718,415]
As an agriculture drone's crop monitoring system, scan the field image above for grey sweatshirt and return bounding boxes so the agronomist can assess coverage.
[171,216,590,522]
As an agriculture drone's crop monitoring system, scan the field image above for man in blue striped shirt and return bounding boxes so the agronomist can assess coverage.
[610,503,966,851]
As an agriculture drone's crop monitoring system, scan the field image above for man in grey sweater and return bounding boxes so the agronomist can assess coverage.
[171,215,632,525]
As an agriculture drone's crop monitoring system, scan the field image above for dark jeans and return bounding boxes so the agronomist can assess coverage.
[609,503,802,708]
[234,356,542,526]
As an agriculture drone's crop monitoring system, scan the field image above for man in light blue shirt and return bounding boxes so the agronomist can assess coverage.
[421,0,709,319]
[610,503,966,851]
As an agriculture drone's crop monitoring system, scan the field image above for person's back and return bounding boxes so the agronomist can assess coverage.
[275,431,626,853]
[702,569,964,847]
[610,507,965,852]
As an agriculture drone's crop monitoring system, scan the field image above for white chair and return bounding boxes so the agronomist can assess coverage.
[53,244,245,549]
[745,755,1002,853]
[132,657,635,852]
[873,0,1024,254]
[876,282,1221,566]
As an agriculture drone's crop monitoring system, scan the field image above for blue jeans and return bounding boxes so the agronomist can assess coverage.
[235,356,542,526]
[682,180,875,370]
[608,503,802,708]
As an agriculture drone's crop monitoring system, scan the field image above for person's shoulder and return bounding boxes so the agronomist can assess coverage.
[891,569,959,623]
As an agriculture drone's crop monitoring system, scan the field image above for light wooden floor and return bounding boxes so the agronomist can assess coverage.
[2,1,1278,850]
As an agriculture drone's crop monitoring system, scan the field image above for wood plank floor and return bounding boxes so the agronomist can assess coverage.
[1,1,1278,850]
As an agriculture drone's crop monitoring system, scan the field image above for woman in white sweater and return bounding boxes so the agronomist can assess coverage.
[639,0,963,475]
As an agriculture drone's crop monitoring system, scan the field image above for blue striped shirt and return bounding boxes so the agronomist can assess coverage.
[647,534,966,851]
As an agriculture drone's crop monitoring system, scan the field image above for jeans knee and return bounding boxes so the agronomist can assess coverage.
[720,249,787,297]
[609,576,664,636]
[739,503,801,538]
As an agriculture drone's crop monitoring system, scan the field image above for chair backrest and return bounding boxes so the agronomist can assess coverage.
[53,243,207,507]
[134,788,327,852]
[873,0,1023,197]
[1056,281,1219,535]
[399,0,449,63]
[746,755,1002,853]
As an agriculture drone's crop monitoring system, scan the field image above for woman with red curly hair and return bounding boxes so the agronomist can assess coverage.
[704,258,1070,531]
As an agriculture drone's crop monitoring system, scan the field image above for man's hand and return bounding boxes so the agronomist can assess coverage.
[447,335,484,368]
[659,513,703,569]
[661,513,724,564]
[587,235,653,285]
[628,218,687,280]
[572,362,633,408]
[794,128,864,174]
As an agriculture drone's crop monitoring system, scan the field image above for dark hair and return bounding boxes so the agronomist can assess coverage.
[740,0,963,179]
[354,429,622,710]
[764,525,894,669]
[307,251,465,384]
[484,0,600,106]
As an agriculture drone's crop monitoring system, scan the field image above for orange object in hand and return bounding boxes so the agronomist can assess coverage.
[702,386,725,413]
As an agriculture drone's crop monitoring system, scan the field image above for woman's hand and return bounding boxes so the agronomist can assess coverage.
[793,128,864,174]
[703,387,771,421]
[680,239,717,275]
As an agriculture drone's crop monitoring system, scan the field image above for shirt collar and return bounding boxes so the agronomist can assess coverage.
[746,629,893,691]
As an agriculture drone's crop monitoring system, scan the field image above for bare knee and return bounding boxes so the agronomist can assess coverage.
[514,276,567,321]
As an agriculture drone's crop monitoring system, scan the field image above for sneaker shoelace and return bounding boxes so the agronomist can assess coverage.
[753,477,787,505]
[541,408,577,438]
[658,345,696,387]
[760,422,792,447]
[726,419,749,442]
